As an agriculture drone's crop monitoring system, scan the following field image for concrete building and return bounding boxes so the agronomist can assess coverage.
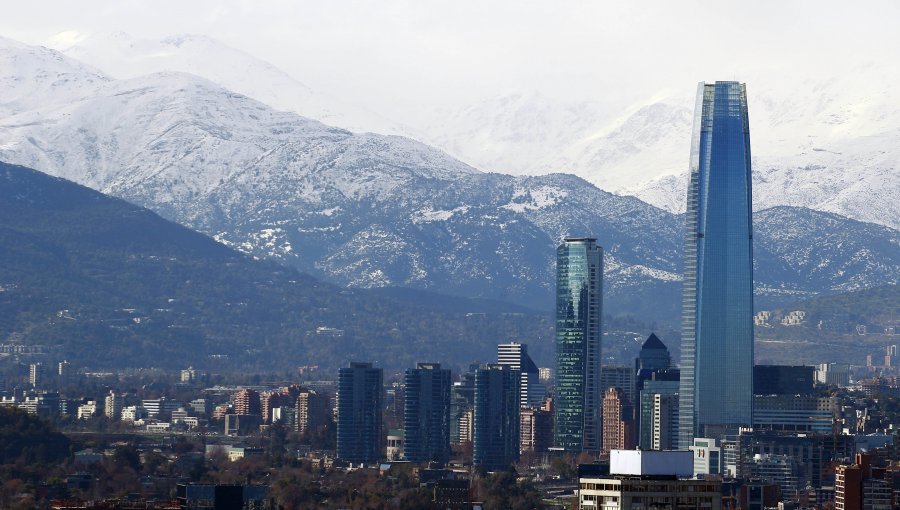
[602,387,635,454]
[579,450,721,510]
[296,388,329,435]
[103,391,122,420]
[689,437,722,476]
[233,388,262,417]
[520,407,553,454]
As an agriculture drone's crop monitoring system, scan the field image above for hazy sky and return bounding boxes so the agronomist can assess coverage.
[3,1,899,124]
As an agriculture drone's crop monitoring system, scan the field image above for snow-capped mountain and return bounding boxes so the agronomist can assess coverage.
[422,72,900,230]
[49,33,900,230]
[0,37,897,322]
[52,32,413,136]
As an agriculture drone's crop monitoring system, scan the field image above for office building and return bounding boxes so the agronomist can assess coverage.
[635,333,671,373]
[473,364,520,471]
[602,387,635,454]
[600,365,636,408]
[817,363,851,387]
[579,451,722,510]
[752,395,838,433]
[555,237,603,453]
[690,438,723,476]
[638,371,680,450]
[753,365,815,395]
[679,81,754,447]
[498,342,546,407]
[403,363,452,463]
[336,362,383,464]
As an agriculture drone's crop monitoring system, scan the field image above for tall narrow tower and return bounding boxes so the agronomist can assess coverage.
[678,81,754,448]
[555,237,603,453]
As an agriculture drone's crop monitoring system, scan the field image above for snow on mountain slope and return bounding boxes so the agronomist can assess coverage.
[424,69,900,229]
[0,36,109,116]
[52,32,413,136]
[0,37,896,320]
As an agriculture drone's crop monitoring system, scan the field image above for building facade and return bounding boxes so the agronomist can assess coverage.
[602,387,635,454]
[555,238,603,453]
[336,362,383,464]
[497,342,546,407]
[679,81,754,447]
[473,364,520,471]
[403,363,452,463]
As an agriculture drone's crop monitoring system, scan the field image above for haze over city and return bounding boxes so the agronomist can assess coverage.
[0,2,899,509]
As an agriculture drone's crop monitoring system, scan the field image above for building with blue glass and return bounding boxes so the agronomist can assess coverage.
[555,238,603,453]
[337,362,383,464]
[403,363,452,463]
[678,81,754,448]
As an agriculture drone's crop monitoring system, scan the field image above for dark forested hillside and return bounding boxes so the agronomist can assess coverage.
[0,162,552,371]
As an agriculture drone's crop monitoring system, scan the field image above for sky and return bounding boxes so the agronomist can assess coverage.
[2,0,899,125]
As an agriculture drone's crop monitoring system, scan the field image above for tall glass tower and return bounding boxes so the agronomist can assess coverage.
[555,238,603,453]
[678,81,754,448]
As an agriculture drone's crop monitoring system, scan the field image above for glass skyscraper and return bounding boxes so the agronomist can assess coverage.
[555,238,603,453]
[678,81,754,448]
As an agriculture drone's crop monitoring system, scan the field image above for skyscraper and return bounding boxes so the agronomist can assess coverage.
[403,363,452,463]
[555,238,603,453]
[473,364,520,471]
[678,81,754,448]
[337,362,383,464]
[497,342,546,407]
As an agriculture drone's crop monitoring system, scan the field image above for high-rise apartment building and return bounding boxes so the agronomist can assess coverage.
[104,391,123,420]
[555,237,602,453]
[679,81,754,447]
[473,364,520,471]
[233,389,261,417]
[601,387,635,454]
[28,362,44,388]
[520,407,553,454]
[336,362,383,464]
[296,389,329,435]
[403,363,452,463]
[497,342,546,407]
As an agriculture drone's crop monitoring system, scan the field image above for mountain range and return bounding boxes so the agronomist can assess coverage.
[0,161,554,371]
[47,33,900,230]
[0,35,898,326]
